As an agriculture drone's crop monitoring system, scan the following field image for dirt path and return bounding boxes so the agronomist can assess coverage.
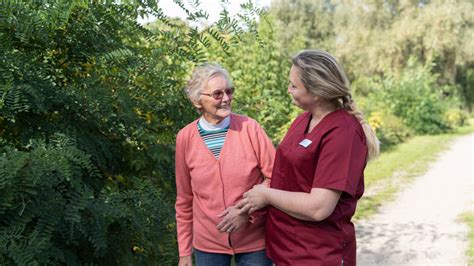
[356,133,473,265]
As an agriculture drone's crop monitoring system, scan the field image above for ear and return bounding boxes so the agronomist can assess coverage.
[192,99,202,109]
[313,96,321,102]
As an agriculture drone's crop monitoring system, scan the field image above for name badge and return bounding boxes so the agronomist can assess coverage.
[299,138,312,148]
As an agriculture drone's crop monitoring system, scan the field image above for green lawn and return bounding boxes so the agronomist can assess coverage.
[460,212,474,265]
[355,119,474,220]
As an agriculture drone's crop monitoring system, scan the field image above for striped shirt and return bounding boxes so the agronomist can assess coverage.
[197,117,230,159]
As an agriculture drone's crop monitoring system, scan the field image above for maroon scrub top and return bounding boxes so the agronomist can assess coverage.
[266,109,368,266]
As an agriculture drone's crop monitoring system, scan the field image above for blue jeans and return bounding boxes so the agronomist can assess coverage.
[194,249,272,266]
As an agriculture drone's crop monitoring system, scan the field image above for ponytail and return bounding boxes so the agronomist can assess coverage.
[342,96,380,160]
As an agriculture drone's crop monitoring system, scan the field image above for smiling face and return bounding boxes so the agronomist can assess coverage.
[193,74,233,124]
[287,65,317,111]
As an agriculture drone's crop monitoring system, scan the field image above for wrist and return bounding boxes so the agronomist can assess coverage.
[262,186,271,205]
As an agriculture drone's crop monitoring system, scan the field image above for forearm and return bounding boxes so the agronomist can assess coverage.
[263,187,340,222]
[175,195,193,256]
[263,188,317,220]
[176,212,193,256]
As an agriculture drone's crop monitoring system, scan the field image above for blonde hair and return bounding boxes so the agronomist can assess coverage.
[185,63,233,107]
[292,50,380,160]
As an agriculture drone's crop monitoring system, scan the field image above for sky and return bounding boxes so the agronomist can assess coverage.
[137,0,272,25]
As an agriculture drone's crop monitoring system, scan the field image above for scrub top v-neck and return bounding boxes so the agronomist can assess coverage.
[266,109,369,265]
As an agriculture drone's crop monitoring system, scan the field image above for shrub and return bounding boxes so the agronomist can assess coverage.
[443,108,467,128]
[0,1,257,264]
[376,61,451,134]
[368,111,412,150]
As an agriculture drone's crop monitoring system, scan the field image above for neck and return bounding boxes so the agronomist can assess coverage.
[309,101,338,122]
[201,114,229,125]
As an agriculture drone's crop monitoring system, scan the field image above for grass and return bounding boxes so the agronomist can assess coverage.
[354,118,474,220]
[460,212,474,265]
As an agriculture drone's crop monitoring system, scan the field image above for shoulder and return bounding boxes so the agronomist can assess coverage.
[323,109,365,141]
[177,118,199,141]
[231,113,254,124]
[230,113,262,129]
[327,109,360,130]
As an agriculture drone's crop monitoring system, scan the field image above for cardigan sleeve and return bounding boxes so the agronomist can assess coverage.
[175,129,194,257]
[247,119,276,223]
[249,120,275,180]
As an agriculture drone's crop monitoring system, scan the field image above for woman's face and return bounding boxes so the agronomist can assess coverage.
[194,74,233,124]
[287,65,316,110]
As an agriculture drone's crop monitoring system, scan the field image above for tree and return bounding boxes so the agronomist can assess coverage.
[0,0,260,263]
[333,0,474,109]
[268,0,337,56]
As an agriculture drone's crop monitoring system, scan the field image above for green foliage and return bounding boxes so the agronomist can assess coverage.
[0,0,258,263]
[368,111,412,151]
[460,212,474,265]
[269,0,336,55]
[371,62,451,134]
[269,0,473,111]
[0,138,176,264]
[218,14,297,143]
[443,108,468,128]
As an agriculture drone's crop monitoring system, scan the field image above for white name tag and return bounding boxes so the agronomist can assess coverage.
[299,138,312,148]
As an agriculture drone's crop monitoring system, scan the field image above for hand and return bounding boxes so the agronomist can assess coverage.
[178,255,192,266]
[216,205,249,233]
[237,184,269,215]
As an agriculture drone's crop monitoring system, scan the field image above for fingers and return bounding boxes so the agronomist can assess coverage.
[236,199,247,209]
[248,207,257,214]
[216,219,225,230]
[238,204,251,215]
[217,208,230,217]
[217,221,234,233]
[225,224,235,233]
[216,215,233,232]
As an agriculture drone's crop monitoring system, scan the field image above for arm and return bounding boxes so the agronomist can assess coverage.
[217,120,276,231]
[238,184,341,221]
[250,121,275,182]
[175,131,193,257]
[246,121,276,222]
[239,126,366,221]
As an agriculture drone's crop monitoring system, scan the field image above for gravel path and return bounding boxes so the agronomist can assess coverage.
[356,133,474,265]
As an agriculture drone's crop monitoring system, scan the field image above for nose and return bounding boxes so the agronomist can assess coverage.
[287,84,292,94]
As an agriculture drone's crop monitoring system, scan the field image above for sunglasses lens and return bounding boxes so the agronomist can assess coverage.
[212,91,224,99]
[210,88,234,99]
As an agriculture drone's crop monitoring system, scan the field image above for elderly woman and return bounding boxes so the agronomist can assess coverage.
[175,63,275,266]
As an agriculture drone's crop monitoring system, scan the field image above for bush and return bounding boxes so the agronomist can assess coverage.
[0,1,258,264]
[375,61,451,134]
[443,108,467,128]
[0,2,185,263]
[368,111,412,150]
[0,138,177,265]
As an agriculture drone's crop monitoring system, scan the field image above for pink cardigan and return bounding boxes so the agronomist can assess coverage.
[175,113,275,256]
